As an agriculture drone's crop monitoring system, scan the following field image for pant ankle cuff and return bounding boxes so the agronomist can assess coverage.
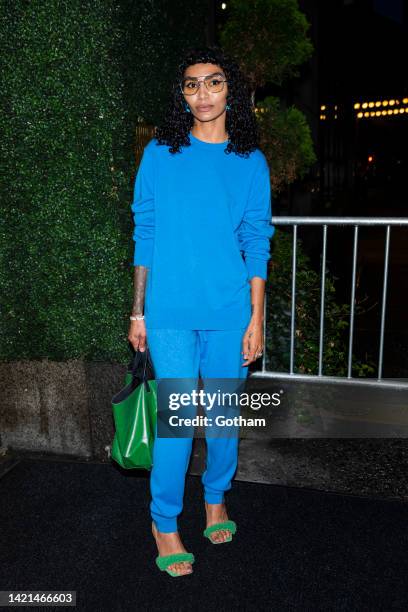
[152,518,178,533]
[204,492,225,504]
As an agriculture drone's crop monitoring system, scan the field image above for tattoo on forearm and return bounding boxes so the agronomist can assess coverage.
[132,265,148,315]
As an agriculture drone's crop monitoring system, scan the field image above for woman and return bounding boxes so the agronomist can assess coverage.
[128,46,275,577]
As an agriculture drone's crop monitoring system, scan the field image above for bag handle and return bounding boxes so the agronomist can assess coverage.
[129,346,155,392]
[141,347,155,392]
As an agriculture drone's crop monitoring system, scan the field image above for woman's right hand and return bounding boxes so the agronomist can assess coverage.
[128,319,148,352]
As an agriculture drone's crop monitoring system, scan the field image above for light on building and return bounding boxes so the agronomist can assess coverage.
[353,96,408,116]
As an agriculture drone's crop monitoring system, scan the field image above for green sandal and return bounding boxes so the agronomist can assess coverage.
[203,520,237,544]
[155,552,195,577]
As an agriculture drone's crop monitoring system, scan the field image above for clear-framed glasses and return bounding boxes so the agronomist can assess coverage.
[180,73,228,96]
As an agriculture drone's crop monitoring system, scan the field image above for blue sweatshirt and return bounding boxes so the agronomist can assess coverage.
[131,131,275,329]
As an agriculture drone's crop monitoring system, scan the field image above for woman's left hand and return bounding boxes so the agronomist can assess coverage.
[242,319,264,366]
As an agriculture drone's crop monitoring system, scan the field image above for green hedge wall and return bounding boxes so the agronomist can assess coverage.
[0,0,208,363]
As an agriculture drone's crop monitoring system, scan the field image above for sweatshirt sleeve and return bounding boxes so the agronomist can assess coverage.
[237,153,275,281]
[131,142,155,267]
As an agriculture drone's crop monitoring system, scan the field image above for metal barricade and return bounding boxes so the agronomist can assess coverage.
[253,217,408,390]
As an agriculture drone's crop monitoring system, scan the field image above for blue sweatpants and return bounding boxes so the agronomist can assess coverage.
[145,326,249,533]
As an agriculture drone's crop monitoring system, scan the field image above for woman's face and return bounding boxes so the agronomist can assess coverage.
[181,63,228,122]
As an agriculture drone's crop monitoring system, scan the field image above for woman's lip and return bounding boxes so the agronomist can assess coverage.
[197,106,213,111]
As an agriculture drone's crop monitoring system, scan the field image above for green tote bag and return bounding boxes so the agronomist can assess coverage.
[111,347,157,470]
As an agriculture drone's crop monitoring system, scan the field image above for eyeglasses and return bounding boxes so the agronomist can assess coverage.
[180,73,228,96]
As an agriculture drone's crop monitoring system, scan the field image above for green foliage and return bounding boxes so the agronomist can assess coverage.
[265,231,376,377]
[0,0,208,364]
[0,0,131,361]
[256,96,317,194]
[219,0,314,89]
[220,1,316,191]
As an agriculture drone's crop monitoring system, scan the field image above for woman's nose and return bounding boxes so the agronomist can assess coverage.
[197,84,209,100]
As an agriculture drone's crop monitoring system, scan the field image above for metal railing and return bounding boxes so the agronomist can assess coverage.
[253,217,408,390]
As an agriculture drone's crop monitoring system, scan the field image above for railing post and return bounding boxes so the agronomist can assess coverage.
[347,225,359,378]
[290,225,298,374]
[377,225,391,381]
[318,225,328,376]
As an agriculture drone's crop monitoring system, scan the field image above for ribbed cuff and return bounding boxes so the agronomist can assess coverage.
[204,492,225,504]
[244,256,268,281]
[133,239,153,267]
[151,518,178,533]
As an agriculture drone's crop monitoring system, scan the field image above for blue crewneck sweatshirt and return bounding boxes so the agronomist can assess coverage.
[131,131,275,329]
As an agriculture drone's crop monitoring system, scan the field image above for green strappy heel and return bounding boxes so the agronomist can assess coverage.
[155,552,195,577]
[203,519,237,544]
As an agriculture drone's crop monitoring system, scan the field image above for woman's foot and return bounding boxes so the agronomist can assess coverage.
[151,521,193,576]
[205,500,232,543]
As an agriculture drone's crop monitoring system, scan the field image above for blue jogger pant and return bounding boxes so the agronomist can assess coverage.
[145,326,249,533]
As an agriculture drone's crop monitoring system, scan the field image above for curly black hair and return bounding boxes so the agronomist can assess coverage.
[154,45,260,158]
